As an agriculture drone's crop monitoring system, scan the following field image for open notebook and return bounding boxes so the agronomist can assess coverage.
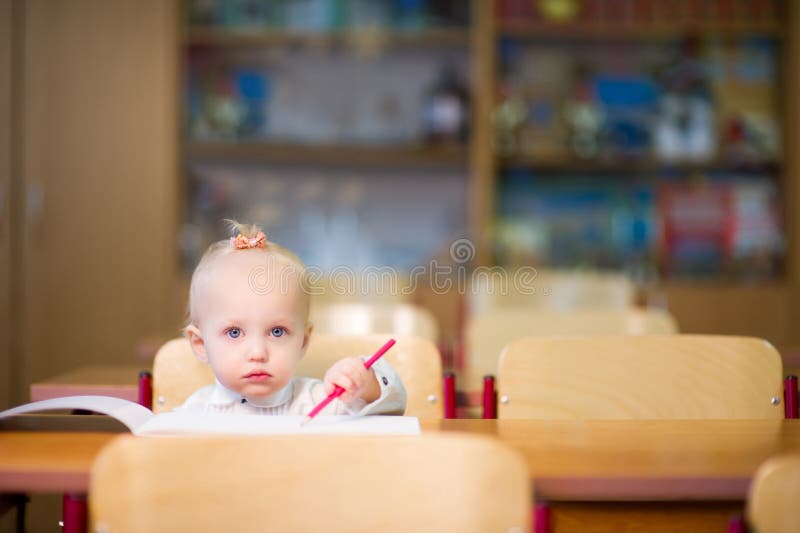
[0,396,421,436]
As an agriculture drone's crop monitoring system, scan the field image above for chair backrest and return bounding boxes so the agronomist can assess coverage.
[90,433,531,532]
[462,307,678,390]
[497,335,783,419]
[152,334,443,418]
[747,454,800,533]
[309,301,439,342]
[469,268,634,314]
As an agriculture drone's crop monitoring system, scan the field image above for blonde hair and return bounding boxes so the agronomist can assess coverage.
[187,220,310,325]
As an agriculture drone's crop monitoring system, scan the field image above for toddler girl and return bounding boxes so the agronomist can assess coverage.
[181,221,406,415]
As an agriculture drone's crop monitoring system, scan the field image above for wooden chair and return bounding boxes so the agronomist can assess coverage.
[151,334,444,418]
[309,301,439,342]
[497,335,783,419]
[747,453,800,533]
[90,433,531,532]
[468,268,634,315]
[463,307,678,392]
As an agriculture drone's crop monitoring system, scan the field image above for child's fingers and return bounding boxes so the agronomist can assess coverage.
[325,370,356,399]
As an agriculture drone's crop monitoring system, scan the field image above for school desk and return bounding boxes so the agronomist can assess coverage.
[29,365,143,403]
[3,419,800,532]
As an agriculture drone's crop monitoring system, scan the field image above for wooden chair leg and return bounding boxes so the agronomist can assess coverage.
[482,375,496,419]
[784,375,798,419]
[138,370,153,409]
[443,372,456,419]
[62,493,86,533]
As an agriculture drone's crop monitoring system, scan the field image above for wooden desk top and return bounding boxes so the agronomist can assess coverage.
[29,365,143,402]
[430,419,800,501]
[4,419,800,500]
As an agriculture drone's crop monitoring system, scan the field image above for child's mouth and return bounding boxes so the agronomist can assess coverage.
[244,371,272,382]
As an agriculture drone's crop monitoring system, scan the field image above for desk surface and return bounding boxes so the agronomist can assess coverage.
[29,365,143,402]
[3,419,800,500]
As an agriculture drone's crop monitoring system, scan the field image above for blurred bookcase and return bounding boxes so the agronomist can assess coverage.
[467,0,800,342]
[178,0,800,343]
[179,0,472,273]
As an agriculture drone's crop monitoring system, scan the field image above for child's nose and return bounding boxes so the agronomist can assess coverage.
[247,338,269,361]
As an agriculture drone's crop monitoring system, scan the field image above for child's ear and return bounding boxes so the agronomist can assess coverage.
[299,321,314,358]
[185,325,209,364]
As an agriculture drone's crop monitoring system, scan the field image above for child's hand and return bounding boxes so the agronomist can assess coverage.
[323,357,381,403]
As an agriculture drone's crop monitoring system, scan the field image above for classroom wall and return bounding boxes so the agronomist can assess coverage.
[11,0,182,406]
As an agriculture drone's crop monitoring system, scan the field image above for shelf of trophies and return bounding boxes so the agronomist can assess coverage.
[486,0,786,283]
[185,26,470,48]
[497,154,781,175]
[183,140,468,168]
[181,1,473,170]
[494,0,784,40]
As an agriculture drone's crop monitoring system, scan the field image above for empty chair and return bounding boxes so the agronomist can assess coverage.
[497,335,783,419]
[152,334,444,418]
[468,268,634,315]
[462,307,678,391]
[747,454,800,533]
[90,433,531,532]
[309,301,439,342]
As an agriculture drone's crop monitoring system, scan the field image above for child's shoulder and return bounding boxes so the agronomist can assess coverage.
[178,383,217,409]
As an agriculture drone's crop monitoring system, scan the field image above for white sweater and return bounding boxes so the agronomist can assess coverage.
[178,358,406,416]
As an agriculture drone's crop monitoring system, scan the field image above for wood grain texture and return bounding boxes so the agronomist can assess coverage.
[548,502,743,533]
[663,282,792,347]
[497,335,783,420]
[152,334,443,418]
[89,433,530,533]
[309,302,439,342]
[470,0,495,265]
[468,268,634,315]
[435,419,800,500]
[0,431,116,492]
[19,0,180,405]
[747,453,800,533]
[464,308,678,390]
[0,0,10,411]
[29,364,142,402]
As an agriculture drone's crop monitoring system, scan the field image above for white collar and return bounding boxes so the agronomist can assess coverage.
[207,378,294,408]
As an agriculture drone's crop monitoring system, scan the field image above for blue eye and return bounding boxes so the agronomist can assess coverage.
[271,327,285,338]
[226,328,242,339]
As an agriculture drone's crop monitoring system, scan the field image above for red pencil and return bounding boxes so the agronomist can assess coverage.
[301,338,397,425]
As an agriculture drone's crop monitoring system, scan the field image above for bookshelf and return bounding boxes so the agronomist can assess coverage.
[468,0,800,344]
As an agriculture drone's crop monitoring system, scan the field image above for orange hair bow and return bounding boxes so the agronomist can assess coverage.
[231,231,267,250]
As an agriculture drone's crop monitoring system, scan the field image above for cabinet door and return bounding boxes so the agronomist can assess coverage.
[19,0,180,402]
[0,0,10,409]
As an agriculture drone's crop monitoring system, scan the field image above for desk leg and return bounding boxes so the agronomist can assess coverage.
[534,503,551,533]
[62,493,86,533]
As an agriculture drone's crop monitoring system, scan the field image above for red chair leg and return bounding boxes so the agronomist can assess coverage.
[138,370,153,410]
[727,514,748,533]
[62,493,86,533]
[482,375,496,419]
[784,375,798,419]
[443,372,456,419]
[534,502,551,533]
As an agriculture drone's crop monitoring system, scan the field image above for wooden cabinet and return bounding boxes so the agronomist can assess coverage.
[9,0,182,406]
[1,0,11,410]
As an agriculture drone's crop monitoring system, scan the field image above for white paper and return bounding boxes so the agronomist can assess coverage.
[0,395,154,431]
[0,395,421,436]
[137,411,420,436]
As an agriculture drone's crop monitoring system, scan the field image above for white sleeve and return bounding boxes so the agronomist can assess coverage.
[353,357,407,416]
